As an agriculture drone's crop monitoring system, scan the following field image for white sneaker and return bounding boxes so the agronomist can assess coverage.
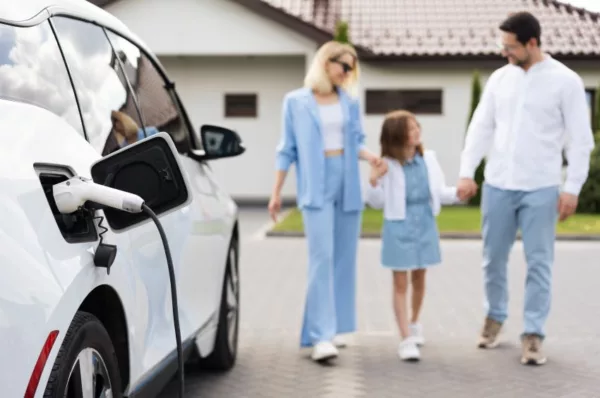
[311,341,339,362]
[398,338,420,362]
[332,334,353,348]
[410,323,425,346]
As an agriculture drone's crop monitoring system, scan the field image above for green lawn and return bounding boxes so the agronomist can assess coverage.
[272,206,600,236]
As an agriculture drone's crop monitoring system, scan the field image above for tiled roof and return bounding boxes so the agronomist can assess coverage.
[257,0,600,57]
[90,0,600,58]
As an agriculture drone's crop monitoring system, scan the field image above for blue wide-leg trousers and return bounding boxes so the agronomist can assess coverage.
[299,155,361,348]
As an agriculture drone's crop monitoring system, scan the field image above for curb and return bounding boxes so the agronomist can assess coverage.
[265,230,600,241]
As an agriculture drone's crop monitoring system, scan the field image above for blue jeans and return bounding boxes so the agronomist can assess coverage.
[481,183,559,338]
[300,155,361,347]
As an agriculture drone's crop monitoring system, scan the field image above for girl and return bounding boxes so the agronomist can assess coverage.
[268,41,384,363]
[366,110,460,361]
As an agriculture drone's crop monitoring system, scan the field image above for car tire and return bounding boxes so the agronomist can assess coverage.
[198,235,239,371]
[43,311,122,398]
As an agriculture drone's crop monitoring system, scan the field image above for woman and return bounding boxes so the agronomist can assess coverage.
[268,41,384,363]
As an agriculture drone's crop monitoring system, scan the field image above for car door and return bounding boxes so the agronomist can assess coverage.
[102,30,228,350]
[49,16,208,375]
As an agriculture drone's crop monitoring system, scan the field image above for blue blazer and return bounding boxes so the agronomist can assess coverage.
[275,87,366,212]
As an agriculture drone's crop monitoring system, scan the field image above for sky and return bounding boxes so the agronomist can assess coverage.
[560,0,600,12]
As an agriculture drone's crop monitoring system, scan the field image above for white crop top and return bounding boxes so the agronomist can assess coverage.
[318,102,344,150]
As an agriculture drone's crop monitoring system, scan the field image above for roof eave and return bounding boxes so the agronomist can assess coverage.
[360,52,600,62]
[229,0,375,57]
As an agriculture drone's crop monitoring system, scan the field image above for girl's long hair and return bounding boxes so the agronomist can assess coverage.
[380,109,424,164]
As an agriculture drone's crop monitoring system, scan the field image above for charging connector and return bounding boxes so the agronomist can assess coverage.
[53,176,145,214]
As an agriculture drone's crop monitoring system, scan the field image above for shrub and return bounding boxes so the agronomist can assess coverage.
[593,85,600,133]
[467,70,482,125]
[466,70,485,206]
[577,131,600,213]
[334,21,350,44]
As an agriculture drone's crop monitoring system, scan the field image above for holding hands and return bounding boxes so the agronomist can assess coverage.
[368,156,386,169]
[456,178,478,202]
[369,156,388,187]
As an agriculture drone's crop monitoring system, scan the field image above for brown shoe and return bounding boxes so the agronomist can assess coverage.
[521,334,547,365]
[477,317,503,348]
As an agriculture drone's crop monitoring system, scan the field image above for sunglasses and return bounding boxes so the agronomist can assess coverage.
[330,58,354,73]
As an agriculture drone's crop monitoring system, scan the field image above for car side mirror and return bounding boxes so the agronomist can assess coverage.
[90,132,192,232]
[200,124,245,160]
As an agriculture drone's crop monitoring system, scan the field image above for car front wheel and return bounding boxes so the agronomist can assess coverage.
[43,311,122,398]
[198,235,239,371]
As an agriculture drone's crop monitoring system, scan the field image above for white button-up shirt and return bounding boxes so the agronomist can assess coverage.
[459,55,594,195]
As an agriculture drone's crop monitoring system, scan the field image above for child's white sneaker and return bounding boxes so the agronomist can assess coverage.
[311,341,339,362]
[410,323,425,346]
[398,338,420,362]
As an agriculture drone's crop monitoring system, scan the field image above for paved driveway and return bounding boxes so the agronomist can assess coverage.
[160,209,600,397]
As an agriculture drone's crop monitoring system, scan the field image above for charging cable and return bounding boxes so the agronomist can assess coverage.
[142,203,184,398]
[53,177,185,398]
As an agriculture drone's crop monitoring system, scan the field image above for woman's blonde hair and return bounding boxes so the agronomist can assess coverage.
[304,41,360,96]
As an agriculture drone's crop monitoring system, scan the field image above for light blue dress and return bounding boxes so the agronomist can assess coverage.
[381,154,442,270]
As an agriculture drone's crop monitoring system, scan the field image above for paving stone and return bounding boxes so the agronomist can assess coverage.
[160,212,600,397]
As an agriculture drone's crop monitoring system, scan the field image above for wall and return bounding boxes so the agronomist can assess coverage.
[105,0,316,56]
[163,57,600,200]
[359,61,600,187]
[160,55,305,200]
[101,0,600,198]
[358,63,472,185]
[103,0,317,201]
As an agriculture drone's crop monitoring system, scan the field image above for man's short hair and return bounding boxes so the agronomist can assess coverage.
[499,11,542,47]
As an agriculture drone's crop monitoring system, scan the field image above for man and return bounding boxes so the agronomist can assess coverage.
[457,11,594,365]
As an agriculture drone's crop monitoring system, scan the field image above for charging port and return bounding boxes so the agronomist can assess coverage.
[35,165,98,244]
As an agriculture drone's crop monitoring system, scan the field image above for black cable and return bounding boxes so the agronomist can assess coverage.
[94,214,108,245]
[141,203,184,398]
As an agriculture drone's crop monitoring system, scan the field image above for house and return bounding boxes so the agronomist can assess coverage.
[91,0,600,204]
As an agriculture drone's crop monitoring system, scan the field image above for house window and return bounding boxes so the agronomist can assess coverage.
[365,89,443,115]
[225,94,257,117]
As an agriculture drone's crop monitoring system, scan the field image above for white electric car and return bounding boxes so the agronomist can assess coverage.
[1,1,244,397]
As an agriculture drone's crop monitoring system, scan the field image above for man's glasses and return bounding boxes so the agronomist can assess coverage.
[496,38,522,52]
